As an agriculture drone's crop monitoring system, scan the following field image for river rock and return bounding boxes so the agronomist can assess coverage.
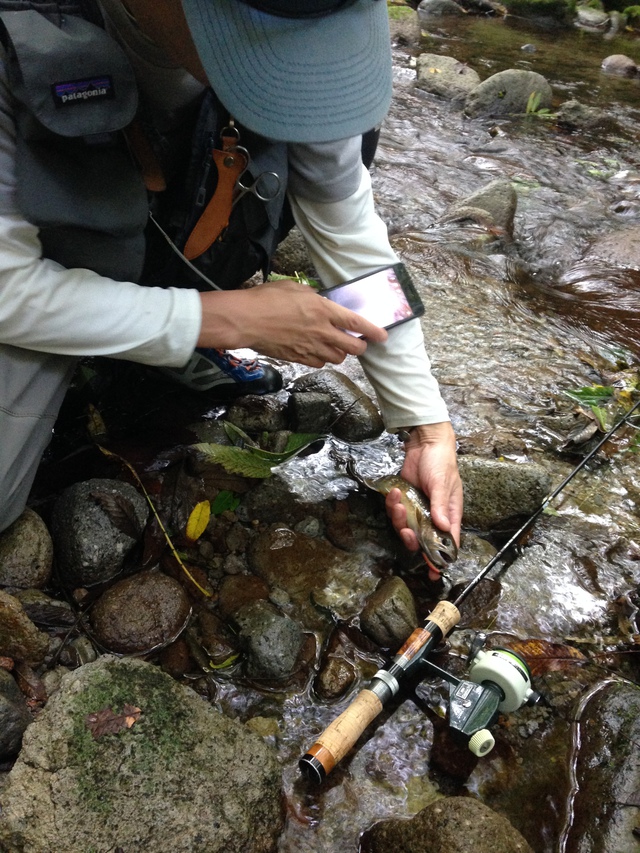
[218,574,271,620]
[362,796,534,852]
[291,369,384,441]
[233,599,304,680]
[440,179,517,238]
[458,456,552,530]
[464,69,553,119]
[287,391,333,433]
[417,0,466,17]
[0,508,53,589]
[0,668,31,759]
[0,656,284,853]
[416,54,481,100]
[584,224,640,269]
[51,478,149,587]
[89,569,192,655]
[360,575,419,648]
[557,98,614,130]
[0,590,49,666]
[314,655,357,700]
[601,54,637,76]
[248,524,381,630]
[227,393,289,434]
[576,5,609,30]
[562,681,640,853]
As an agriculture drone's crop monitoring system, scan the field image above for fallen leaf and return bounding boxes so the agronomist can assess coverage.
[85,704,142,739]
[90,491,144,540]
[185,500,211,542]
[0,656,14,671]
[505,638,587,677]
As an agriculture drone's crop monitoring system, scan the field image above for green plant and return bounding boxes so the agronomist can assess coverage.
[525,91,556,118]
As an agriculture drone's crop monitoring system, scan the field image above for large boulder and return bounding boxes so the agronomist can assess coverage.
[465,69,553,119]
[0,656,284,853]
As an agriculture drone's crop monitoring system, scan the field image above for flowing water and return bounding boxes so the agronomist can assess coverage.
[264,14,640,852]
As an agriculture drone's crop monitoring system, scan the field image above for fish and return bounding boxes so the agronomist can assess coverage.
[346,460,458,571]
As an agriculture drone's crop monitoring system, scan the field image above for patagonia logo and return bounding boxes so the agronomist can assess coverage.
[52,76,114,107]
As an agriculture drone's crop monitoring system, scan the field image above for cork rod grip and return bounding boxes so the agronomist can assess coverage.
[300,689,383,781]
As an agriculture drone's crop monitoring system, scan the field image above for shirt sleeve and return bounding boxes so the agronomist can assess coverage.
[287,156,450,430]
[0,49,201,368]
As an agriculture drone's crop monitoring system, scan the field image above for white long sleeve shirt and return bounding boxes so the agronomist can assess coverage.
[0,4,449,429]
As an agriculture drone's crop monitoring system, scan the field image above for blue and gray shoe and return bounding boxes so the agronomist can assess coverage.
[160,348,282,398]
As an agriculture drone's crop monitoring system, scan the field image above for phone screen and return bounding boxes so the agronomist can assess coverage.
[322,263,424,336]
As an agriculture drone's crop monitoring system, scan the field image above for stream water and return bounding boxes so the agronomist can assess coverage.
[261,13,640,852]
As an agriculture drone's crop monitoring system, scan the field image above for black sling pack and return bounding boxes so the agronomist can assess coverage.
[0,0,379,291]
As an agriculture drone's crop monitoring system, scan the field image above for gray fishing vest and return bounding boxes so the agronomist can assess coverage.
[0,0,148,280]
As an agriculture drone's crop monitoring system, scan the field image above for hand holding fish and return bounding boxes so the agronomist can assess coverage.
[387,421,463,580]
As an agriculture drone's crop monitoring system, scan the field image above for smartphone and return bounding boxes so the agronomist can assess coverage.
[322,263,424,336]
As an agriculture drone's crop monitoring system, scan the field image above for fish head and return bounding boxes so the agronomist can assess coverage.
[417,524,458,571]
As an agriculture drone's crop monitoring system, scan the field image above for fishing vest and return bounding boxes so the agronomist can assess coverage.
[0,0,290,287]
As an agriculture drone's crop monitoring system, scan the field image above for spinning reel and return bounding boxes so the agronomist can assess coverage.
[425,633,540,757]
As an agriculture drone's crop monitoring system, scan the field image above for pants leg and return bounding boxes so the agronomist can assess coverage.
[0,344,77,532]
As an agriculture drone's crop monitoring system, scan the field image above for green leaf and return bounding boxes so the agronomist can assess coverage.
[192,443,273,478]
[590,404,608,432]
[564,385,615,407]
[223,421,259,448]
[210,490,241,515]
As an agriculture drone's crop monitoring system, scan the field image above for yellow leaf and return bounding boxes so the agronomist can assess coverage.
[186,500,211,542]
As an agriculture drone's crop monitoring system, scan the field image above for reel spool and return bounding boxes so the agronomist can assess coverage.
[447,645,538,757]
[467,648,535,713]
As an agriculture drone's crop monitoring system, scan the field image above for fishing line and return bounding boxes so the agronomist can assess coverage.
[454,396,640,608]
[299,396,640,782]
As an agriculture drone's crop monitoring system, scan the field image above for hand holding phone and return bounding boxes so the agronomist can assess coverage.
[321,263,424,337]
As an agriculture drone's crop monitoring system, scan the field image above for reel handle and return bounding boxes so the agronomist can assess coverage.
[299,689,383,783]
[300,600,460,783]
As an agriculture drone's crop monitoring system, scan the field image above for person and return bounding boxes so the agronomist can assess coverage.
[0,0,462,566]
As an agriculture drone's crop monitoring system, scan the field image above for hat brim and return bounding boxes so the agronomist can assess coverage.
[181,0,392,143]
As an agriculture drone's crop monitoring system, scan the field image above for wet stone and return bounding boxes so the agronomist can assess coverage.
[233,599,304,681]
[226,393,288,433]
[291,368,384,441]
[601,53,638,76]
[416,53,481,100]
[0,590,50,666]
[0,668,32,759]
[0,656,283,853]
[0,508,53,590]
[464,69,553,119]
[314,654,357,701]
[192,607,238,666]
[248,524,381,631]
[89,570,191,655]
[362,796,534,853]
[158,637,192,679]
[565,681,640,853]
[287,390,333,433]
[458,456,552,530]
[360,576,419,649]
[218,574,270,620]
[12,589,76,631]
[51,478,149,588]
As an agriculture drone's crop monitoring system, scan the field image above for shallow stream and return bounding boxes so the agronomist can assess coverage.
[263,13,640,851]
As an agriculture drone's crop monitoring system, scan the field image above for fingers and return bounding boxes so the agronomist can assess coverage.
[334,306,388,344]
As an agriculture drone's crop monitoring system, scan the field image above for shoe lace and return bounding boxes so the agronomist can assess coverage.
[214,349,259,371]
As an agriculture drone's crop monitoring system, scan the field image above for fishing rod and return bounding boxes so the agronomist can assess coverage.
[299,397,640,783]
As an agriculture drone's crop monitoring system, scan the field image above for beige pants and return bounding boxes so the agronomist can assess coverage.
[0,344,77,531]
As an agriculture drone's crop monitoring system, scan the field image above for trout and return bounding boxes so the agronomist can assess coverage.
[347,461,458,571]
